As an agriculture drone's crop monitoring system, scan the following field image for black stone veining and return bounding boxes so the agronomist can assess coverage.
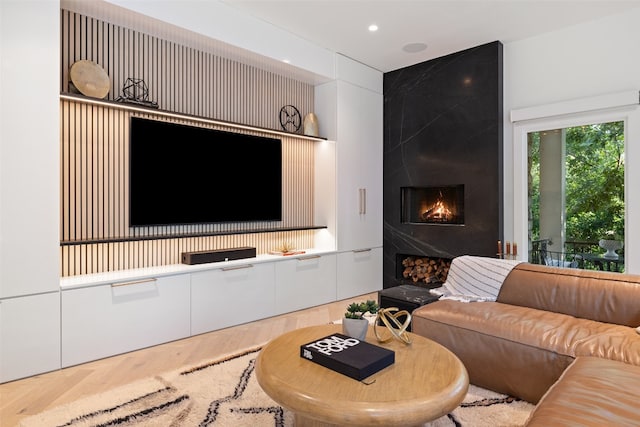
[383,41,504,289]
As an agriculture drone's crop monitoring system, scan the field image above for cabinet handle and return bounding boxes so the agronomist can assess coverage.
[362,188,366,214]
[111,278,157,288]
[359,188,367,214]
[353,248,372,253]
[221,264,253,271]
[298,255,321,261]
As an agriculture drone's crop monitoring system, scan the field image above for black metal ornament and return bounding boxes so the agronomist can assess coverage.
[116,77,158,108]
[279,105,302,132]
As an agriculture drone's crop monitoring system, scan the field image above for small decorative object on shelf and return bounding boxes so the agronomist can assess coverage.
[115,77,158,108]
[69,60,110,99]
[497,240,518,260]
[342,300,379,340]
[268,241,306,256]
[279,104,302,133]
[303,112,319,136]
[374,307,412,345]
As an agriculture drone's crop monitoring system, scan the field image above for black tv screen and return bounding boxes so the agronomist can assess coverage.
[129,117,282,226]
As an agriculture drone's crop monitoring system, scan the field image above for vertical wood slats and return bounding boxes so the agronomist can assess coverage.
[61,9,317,277]
[61,9,314,130]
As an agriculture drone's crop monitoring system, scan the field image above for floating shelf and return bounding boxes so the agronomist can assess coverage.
[60,93,328,142]
[60,225,328,246]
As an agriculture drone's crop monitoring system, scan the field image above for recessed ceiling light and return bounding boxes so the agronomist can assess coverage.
[368,24,378,32]
[402,42,428,53]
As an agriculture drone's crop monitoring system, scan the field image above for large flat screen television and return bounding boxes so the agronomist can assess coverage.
[129,117,282,227]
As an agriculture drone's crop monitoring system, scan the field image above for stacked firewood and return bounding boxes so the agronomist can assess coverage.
[402,256,451,285]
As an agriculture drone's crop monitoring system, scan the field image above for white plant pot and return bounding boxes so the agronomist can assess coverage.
[599,239,623,259]
[342,318,369,341]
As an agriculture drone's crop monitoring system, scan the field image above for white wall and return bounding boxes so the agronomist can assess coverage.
[503,8,640,272]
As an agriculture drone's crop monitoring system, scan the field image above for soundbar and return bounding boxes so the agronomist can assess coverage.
[181,247,256,265]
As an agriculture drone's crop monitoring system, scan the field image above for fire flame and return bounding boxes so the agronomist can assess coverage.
[421,193,453,222]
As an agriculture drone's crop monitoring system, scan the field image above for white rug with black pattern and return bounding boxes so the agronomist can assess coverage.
[20,347,534,427]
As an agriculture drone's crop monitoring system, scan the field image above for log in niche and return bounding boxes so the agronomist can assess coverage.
[401,256,451,286]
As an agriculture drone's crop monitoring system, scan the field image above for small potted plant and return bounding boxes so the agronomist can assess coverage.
[342,300,379,340]
[599,231,623,259]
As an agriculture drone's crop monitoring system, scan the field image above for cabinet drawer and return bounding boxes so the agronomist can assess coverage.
[337,247,383,300]
[191,262,275,335]
[62,274,190,367]
[275,254,337,313]
[1,292,60,383]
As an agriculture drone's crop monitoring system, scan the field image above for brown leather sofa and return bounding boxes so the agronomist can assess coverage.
[412,262,640,424]
[525,356,640,426]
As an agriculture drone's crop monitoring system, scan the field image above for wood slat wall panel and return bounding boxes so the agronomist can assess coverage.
[61,9,314,128]
[60,10,317,276]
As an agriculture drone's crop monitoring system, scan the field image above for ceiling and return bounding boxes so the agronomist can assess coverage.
[220,0,640,73]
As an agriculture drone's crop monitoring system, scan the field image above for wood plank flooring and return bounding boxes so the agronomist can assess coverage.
[0,292,378,426]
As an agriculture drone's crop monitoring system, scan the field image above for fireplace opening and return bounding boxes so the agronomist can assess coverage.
[395,254,452,288]
[401,185,464,225]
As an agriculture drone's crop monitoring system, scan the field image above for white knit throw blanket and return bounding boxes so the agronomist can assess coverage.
[432,255,523,302]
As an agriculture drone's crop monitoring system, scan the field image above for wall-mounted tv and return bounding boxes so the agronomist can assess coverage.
[129,117,282,227]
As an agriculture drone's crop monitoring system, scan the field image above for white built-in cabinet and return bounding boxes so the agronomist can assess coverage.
[275,254,337,313]
[0,1,60,383]
[191,262,276,335]
[316,55,383,252]
[316,55,384,296]
[61,274,191,367]
[59,253,337,368]
[0,293,61,383]
[336,248,383,300]
[334,80,384,251]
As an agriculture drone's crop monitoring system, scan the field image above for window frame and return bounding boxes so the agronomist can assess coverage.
[511,95,639,273]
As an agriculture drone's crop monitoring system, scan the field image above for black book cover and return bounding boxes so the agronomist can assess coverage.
[300,333,395,380]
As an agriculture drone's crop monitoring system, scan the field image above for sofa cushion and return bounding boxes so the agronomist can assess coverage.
[498,263,640,327]
[526,357,640,426]
[412,300,640,402]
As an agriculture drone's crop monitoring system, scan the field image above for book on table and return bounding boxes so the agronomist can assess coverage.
[299,333,395,381]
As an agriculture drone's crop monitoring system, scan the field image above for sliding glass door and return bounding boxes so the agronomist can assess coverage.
[511,93,640,275]
[527,121,625,272]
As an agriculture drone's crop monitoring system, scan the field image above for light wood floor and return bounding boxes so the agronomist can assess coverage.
[0,292,377,426]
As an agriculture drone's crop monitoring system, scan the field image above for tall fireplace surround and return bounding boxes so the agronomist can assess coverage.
[383,41,504,289]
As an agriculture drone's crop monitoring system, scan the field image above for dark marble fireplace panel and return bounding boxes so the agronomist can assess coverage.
[383,41,503,289]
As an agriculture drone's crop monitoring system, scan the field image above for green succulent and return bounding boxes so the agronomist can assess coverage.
[344,300,379,319]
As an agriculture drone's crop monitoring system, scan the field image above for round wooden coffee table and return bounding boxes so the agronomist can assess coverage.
[256,324,468,426]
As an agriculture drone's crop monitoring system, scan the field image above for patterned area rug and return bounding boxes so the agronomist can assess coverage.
[20,347,534,427]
